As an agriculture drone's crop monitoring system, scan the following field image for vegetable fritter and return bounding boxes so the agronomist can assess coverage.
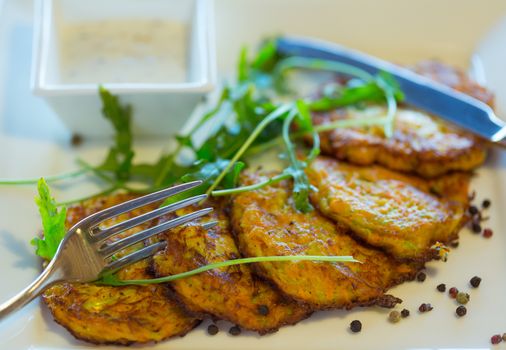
[307,156,470,261]
[231,172,421,310]
[152,200,310,334]
[312,61,490,178]
[43,194,199,345]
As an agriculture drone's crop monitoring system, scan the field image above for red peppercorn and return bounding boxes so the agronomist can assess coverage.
[483,228,493,238]
[491,334,502,345]
[449,287,458,298]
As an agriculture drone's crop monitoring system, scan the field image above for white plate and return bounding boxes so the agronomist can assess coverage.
[1,1,506,349]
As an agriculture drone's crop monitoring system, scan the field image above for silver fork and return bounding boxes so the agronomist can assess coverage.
[0,180,213,321]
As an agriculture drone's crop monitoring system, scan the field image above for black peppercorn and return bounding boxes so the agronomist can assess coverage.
[229,325,241,336]
[257,304,269,316]
[350,320,362,333]
[456,306,467,317]
[207,324,219,335]
[470,276,482,288]
[418,303,433,313]
[437,283,446,292]
[471,222,482,233]
[417,272,426,282]
[468,205,479,215]
[401,309,410,318]
[70,133,83,147]
[482,199,491,209]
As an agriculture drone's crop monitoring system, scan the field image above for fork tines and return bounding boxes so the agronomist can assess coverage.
[81,180,215,273]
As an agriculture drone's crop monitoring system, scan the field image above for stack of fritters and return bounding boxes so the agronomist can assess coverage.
[43,194,200,345]
[151,200,311,334]
[43,61,490,344]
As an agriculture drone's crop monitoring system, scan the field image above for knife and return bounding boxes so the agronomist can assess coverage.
[276,36,506,146]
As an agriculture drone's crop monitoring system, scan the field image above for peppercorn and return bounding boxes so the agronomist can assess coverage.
[388,311,401,323]
[449,287,458,298]
[350,320,362,333]
[503,333,506,342]
[456,292,470,305]
[418,303,433,313]
[455,305,467,317]
[471,222,482,233]
[491,334,502,345]
[229,325,241,336]
[483,228,493,238]
[468,205,479,215]
[257,304,269,316]
[70,133,83,147]
[482,199,491,209]
[470,276,482,288]
[207,324,219,335]
[437,283,446,292]
[401,309,410,318]
[450,241,459,248]
[417,272,426,282]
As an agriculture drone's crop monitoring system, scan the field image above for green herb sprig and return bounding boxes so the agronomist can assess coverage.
[99,255,359,286]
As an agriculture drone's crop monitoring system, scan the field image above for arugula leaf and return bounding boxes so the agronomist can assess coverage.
[161,159,238,206]
[223,161,245,188]
[30,179,67,260]
[98,86,134,182]
[281,110,314,212]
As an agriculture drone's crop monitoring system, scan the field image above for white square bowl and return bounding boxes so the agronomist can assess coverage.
[31,0,216,138]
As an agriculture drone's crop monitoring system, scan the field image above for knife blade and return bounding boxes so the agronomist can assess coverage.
[276,36,506,145]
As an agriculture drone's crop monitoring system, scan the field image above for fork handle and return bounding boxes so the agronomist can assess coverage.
[0,259,63,322]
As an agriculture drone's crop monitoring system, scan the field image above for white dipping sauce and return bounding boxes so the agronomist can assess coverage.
[58,19,188,84]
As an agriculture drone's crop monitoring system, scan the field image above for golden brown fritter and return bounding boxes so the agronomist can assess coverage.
[230,172,421,310]
[43,194,200,345]
[307,156,471,261]
[311,61,490,178]
[152,200,310,334]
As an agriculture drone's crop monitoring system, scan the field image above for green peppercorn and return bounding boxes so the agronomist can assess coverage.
[388,311,401,323]
[456,292,470,305]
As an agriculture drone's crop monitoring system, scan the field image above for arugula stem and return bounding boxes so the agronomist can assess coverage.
[376,79,398,138]
[76,158,116,185]
[275,56,374,82]
[0,168,89,186]
[245,115,389,156]
[100,255,359,286]
[211,173,291,196]
[206,104,292,196]
[282,110,299,166]
[154,144,183,187]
